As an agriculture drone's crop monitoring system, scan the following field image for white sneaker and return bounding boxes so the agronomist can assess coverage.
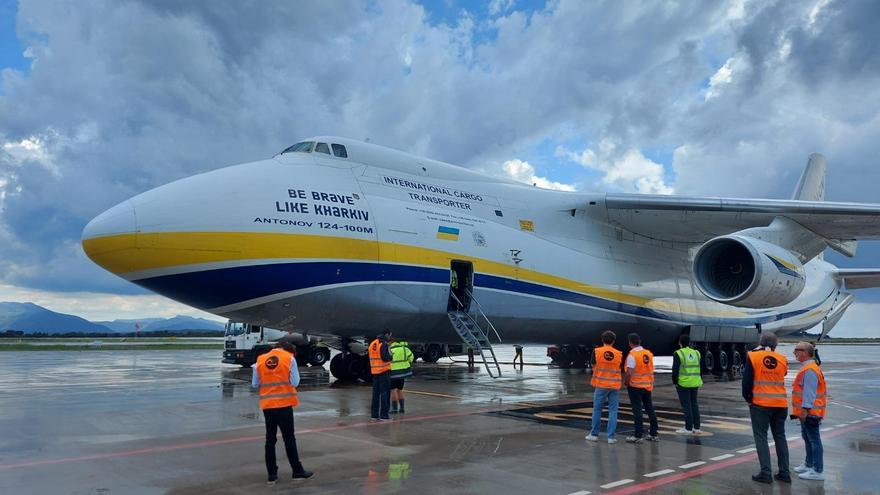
[585,434,599,442]
[625,436,643,444]
[607,438,618,444]
[798,469,825,481]
[793,463,810,474]
[675,428,692,434]
[692,428,703,435]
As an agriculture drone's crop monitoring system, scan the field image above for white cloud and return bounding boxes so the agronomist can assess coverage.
[489,0,515,16]
[502,159,577,191]
[0,283,224,322]
[705,57,736,100]
[557,139,674,194]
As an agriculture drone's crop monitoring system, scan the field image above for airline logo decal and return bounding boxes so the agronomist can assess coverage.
[436,226,460,241]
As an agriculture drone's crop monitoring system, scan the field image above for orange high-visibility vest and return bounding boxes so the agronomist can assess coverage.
[256,348,299,410]
[628,348,655,391]
[792,361,827,418]
[748,349,788,407]
[591,345,623,390]
[369,339,391,375]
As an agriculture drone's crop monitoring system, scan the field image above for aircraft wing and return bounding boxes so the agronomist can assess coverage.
[602,194,880,245]
[835,269,880,289]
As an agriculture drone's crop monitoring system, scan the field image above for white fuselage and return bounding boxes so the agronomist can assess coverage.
[82,137,841,355]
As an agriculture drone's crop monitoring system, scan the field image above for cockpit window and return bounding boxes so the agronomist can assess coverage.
[280,141,314,154]
[331,144,348,158]
[315,142,331,155]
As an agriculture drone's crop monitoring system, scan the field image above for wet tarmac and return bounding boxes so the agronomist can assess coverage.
[1,345,879,494]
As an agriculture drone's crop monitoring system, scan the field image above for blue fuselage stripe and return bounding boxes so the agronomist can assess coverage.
[134,261,814,325]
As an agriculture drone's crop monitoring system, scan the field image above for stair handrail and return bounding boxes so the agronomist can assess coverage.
[465,289,502,344]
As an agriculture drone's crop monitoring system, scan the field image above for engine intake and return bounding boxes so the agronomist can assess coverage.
[693,235,806,308]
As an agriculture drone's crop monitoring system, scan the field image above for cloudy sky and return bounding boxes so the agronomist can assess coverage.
[1,0,879,335]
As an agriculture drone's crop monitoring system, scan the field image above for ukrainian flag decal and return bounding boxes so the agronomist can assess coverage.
[436,226,460,241]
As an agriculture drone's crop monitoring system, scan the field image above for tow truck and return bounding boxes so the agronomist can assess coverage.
[222,321,331,367]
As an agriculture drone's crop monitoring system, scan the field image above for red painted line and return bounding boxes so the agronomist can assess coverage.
[608,417,880,494]
[0,397,586,471]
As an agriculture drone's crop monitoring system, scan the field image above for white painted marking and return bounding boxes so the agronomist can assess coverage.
[600,479,633,489]
[737,447,757,454]
[567,491,591,495]
[679,461,707,469]
[821,427,833,432]
[768,442,775,447]
[710,454,735,461]
[787,436,800,441]
[644,469,675,478]
[857,409,867,413]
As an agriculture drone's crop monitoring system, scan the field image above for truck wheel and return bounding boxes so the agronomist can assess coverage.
[422,344,443,363]
[309,347,330,367]
[718,347,729,372]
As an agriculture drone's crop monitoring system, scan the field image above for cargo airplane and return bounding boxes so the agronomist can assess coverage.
[82,137,880,379]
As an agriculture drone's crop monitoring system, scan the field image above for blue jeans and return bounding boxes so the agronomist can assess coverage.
[371,372,391,419]
[801,419,823,473]
[590,388,619,438]
[676,386,701,430]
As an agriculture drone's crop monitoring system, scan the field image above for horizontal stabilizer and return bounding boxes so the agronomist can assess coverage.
[834,269,880,289]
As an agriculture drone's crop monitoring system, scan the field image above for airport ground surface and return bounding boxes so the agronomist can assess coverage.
[1,345,879,495]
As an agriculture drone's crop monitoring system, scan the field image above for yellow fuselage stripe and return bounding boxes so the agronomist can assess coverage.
[83,231,745,315]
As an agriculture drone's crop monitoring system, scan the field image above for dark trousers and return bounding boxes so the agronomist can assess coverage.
[371,371,391,419]
[801,419,824,473]
[264,406,301,478]
[627,386,659,437]
[676,386,701,430]
[749,405,790,476]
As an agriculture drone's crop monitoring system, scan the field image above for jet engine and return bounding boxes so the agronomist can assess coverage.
[693,235,806,308]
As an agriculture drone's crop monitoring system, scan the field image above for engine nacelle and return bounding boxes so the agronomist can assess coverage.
[693,235,806,308]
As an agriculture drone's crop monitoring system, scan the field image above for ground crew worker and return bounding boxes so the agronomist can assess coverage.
[586,330,623,444]
[389,338,414,414]
[792,341,826,481]
[743,333,790,484]
[252,342,313,485]
[369,329,394,420]
[625,333,659,443]
[673,334,704,435]
[513,344,524,369]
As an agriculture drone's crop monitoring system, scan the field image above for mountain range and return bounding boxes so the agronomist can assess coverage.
[0,302,224,334]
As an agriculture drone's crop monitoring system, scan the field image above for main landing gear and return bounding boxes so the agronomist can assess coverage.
[699,342,746,377]
[329,352,372,382]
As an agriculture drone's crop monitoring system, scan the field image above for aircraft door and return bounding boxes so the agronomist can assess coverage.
[448,260,473,312]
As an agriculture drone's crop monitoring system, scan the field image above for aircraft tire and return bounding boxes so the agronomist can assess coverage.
[703,347,715,374]
[330,353,346,380]
[551,352,573,368]
[718,347,729,372]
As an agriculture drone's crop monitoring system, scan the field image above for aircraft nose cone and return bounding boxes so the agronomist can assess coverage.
[81,200,137,274]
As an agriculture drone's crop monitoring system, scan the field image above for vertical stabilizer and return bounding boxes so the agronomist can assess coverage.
[792,153,826,201]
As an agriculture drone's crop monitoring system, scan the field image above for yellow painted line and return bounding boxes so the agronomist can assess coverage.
[405,389,462,400]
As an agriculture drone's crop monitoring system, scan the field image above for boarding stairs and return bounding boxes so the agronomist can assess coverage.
[447,290,502,378]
